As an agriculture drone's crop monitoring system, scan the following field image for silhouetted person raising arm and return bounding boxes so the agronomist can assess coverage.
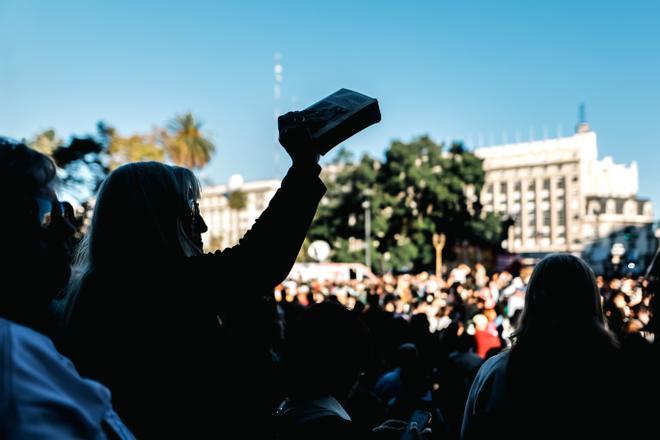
[58,118,327,438]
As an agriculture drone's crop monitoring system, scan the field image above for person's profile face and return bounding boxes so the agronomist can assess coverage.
[185,198,208,250]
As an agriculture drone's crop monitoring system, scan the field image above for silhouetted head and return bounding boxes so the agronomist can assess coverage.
[0,139,74,330]
[79,162,206,269]
[60,162,208,323]
[285,301,371,402]
[512,253,615,348]
[396,343,419,372]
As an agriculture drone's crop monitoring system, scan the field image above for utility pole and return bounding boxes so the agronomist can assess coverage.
[363,200,371,269]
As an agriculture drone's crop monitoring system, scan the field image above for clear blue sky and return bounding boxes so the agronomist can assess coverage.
[2,0,659,213]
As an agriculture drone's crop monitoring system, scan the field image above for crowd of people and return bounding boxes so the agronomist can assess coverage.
[279,263,655,354]
[0,117,658,439]
[275,263,657,437]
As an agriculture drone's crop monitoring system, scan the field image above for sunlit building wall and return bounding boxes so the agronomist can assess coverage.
[475,123,653,256]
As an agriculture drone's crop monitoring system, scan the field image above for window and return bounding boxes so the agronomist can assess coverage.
[543,179,550,190]
[557,177,565,189]
[558,210,566,226]
[615,200,624,214]
[528,181,536,192]
[514,181,521,192]
[500,182,507,194]
[543,210,551,226]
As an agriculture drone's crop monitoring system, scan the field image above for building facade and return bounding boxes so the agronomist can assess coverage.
[198,178,281,251]
[475,123,654,258]
[199,123,655,273]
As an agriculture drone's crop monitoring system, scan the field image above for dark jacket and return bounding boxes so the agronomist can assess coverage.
[62,165,326,438]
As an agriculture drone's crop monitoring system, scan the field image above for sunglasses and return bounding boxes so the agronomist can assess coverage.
[36,196,67,227]
[188,198,201,219]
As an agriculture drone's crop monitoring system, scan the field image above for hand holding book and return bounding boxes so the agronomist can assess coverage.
[278,88,381,166]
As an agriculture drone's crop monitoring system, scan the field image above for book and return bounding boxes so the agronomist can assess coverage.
[279,88,381,155]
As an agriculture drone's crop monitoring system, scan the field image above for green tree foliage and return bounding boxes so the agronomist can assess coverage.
[49,124,110,201]
[26,113,216,201]
[29,129,62,155]
[162,113,216,169]
[309,136,501,272]
[102,125,164,169]
[227,190,247,211]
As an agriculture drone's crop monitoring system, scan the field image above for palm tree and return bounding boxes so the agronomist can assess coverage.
[163,113,216,169]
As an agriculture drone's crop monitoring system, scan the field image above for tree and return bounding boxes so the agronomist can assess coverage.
[309,136,501,272]
[309,143,384,268]
[102,124,164,170]
[227,190,247,211]
[29,129,62,155]
[50,124,110,202]
[162,113,216,169]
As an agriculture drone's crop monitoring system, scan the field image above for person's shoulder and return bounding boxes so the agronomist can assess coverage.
[0,318,56,356]
[479,350,509,375]
[377,368,400,384]
[0,319,126,439]
[470,351,510,398]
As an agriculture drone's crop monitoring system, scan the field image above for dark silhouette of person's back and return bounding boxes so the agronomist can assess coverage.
[274,301,371,439]
[462,254,625,439]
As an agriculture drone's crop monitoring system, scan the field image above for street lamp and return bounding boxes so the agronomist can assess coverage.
[362,189,374,270]
[362,200,371,269]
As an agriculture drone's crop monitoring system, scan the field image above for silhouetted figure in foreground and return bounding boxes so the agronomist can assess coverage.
[275,302,372,438]
[0,139,134,439]
[461,254,625,439]
[275,302,431,439]
[0,140,75,336]
[58,121,326,438]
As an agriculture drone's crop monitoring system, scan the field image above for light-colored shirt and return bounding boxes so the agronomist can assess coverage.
[0,318,134,440]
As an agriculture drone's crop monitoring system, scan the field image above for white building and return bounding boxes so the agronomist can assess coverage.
[475,121,653,257]
[198,179,281,251]
[199,121,655,271]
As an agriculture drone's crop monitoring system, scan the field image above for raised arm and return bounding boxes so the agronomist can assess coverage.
[210,163,325,289]
[187,114,325,300]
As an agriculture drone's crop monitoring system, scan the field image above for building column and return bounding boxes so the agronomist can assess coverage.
[535,176,544,251]
[564,173,573,252]
[520,176,528,251]
[550,175,558,248]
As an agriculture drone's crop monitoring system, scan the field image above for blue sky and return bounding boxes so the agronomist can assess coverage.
[1,0,659,213]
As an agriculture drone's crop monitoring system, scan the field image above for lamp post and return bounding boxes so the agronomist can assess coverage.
[362,200,371,269]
